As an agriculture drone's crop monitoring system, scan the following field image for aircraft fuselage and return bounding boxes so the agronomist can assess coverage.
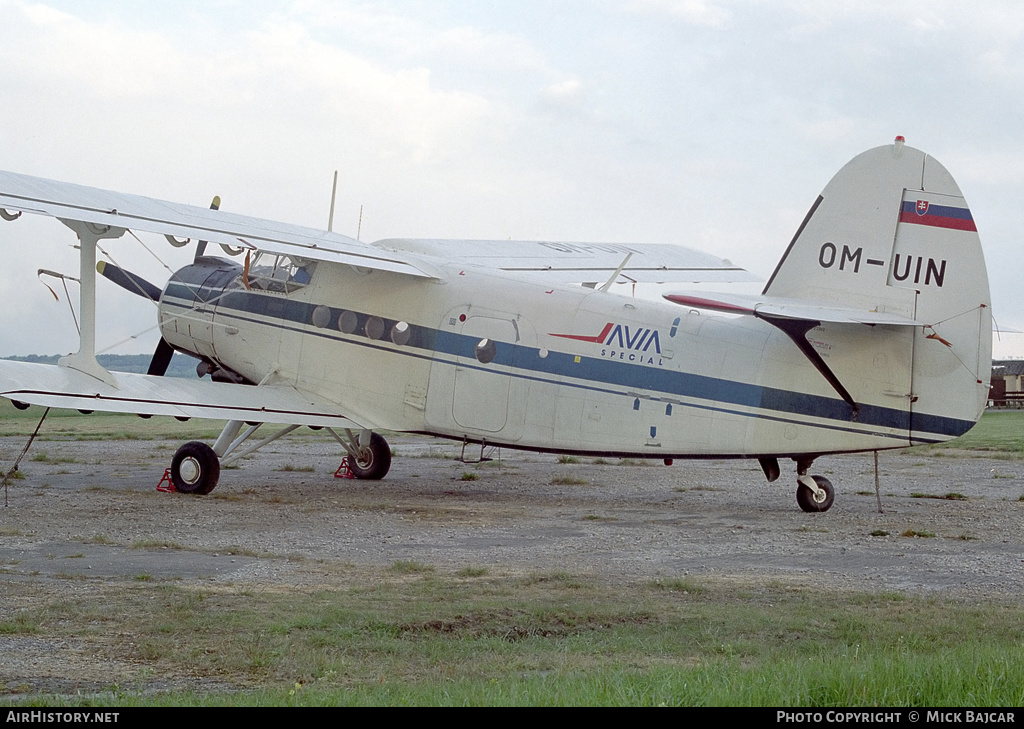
[158,255,980,460]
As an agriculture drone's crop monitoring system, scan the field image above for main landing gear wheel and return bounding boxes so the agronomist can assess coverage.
[797,475,834,513]
[171,441,220,495]
[348,432,392,480]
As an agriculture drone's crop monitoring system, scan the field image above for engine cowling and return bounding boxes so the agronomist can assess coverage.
[158,256,243,374]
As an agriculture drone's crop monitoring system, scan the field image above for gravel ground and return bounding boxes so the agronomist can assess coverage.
[1,434,1022,696]
[2,434,1022,597]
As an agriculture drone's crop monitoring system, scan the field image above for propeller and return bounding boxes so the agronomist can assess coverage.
[95,261,177,376]
[95,261,161,301]
[193,195,220,260]
[148,337,176,376]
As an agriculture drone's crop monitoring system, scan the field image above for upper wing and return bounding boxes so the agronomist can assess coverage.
[0,360,369,429]
[0,170,754,285]
[0,170,434,278]
[375,238,758,285]
[664,291,921,326]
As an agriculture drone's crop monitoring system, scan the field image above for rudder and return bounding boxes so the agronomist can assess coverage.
[765,138,991,437]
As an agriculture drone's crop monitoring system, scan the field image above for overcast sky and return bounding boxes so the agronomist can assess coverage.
[1,0,1022,358]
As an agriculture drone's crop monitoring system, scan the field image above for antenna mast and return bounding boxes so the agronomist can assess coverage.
[327,170,338,232]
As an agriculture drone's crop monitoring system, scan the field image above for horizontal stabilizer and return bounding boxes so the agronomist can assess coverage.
[0,170,434,278]
[375,238,759,285]
[0,360,370,429]
[664,292,922,326]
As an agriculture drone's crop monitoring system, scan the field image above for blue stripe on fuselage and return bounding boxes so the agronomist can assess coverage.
[162,283,973,439]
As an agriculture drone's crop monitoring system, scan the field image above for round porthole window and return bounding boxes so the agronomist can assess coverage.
[337,310,358,334]
[311,305,331,328]
[391,321,411,345]
[365,316,385,340]
[475,338,497,364]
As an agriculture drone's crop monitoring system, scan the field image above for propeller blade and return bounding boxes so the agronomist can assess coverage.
[147,337,175,377]
[96,261,162,301]
[194,195,221,260]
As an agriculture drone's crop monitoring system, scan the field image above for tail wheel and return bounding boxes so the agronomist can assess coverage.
[171,441,220,495]
[348,432,392,480]
[797,475,834,513]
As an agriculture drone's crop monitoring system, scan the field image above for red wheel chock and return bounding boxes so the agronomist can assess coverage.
[156,468,176,493]
[334,458,356,479]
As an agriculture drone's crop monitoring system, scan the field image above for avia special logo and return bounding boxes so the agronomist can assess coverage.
[549,322,664,365]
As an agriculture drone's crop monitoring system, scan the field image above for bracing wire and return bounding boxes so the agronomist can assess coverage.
[127,229,175,276]
[3,408,50,507]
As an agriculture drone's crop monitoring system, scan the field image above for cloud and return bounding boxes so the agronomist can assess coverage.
[2,0,1024,353]
[624,0,731,27]
[538,79,585,114]
[270,2,549,74]
[0,2,502,215]
[0,1,509,353]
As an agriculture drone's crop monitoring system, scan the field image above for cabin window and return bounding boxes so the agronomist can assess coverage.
[338,310,358,333]
[391,321,411,345]
[365,316,385,340]
[244,253,316,294]
[475,338,497,364]
[311,305,331,328]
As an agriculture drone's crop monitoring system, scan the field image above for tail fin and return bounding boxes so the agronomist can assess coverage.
[765,138,991,436]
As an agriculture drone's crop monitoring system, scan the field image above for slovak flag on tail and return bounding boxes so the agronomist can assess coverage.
[899,198,977,231]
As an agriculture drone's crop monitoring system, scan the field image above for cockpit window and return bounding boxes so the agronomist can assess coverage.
[243,253,316,293]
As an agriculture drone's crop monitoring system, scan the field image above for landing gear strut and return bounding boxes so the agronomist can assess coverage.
[330,428,392,480]
[344,431,392,480]
[797,475,835,512]
[166,421,393,495]
[795,457,834,512]
[759,455,836,512]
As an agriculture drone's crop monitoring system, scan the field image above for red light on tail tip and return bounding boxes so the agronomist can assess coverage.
[895,135,905,142]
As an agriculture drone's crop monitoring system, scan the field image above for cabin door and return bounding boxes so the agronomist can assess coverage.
[452,316,518,433]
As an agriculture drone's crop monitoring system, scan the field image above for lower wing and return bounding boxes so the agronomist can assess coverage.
[0,360,367,429]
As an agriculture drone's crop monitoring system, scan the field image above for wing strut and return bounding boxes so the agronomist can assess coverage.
[598,252,633,292]
[758,314,859,417]
[58,219,126,387]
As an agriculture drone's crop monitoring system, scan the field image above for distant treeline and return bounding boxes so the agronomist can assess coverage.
[4,352,201,378]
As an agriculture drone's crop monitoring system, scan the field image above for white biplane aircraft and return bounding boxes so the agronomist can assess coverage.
[0,138,991,511]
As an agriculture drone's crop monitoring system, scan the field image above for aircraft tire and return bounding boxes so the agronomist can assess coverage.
[348,432,392,480]
[171,441,220,495]
[797,475,834,513]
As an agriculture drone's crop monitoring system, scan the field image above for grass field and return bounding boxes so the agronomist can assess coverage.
[921,409,1024,456]
[3,570,1023,707]
[2,405,1023,706]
